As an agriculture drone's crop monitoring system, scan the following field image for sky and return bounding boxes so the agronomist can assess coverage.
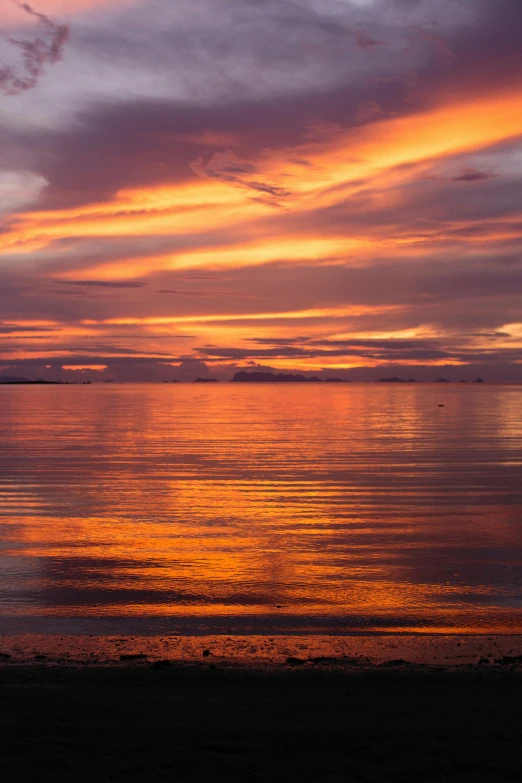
[0,0,521,382]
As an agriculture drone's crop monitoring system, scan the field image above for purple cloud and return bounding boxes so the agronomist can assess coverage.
[0,2,69,96]
[351,29,386,49]
[452,168,495,182]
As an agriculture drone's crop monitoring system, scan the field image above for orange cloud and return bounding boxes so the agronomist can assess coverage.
[0,181,267,256]
[83,305,402,327]
[61,364,107,370]
[2,85,521,280]
[261,87,522,207]
[58,237,375,281]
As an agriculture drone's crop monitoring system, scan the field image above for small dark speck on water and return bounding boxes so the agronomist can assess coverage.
[202,649,211,657]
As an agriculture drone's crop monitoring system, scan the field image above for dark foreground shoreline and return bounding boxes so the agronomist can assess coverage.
[2,663,522,783]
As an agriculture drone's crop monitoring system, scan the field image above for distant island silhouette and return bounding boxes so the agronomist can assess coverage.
[0,374,488,385]
[375,377,489,384]
[377,377,416,383]
[0,377,63,385]
[231,372,349,383]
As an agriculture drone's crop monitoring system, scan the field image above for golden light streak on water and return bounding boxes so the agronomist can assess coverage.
[1,383,521,635]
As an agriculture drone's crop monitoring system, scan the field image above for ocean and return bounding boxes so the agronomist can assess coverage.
[1,382,521,635]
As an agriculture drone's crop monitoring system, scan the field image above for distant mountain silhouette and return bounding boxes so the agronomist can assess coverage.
[0,376,62,384]
[232,371,331,383]
[473,377,485,383]
[193,378,218,383]
[377,377,406,383]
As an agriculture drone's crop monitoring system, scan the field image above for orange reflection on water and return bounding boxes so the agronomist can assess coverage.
[1,384,522,633]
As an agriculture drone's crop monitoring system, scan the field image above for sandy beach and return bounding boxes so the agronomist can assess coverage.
[1,634,522,782]
[2,632,522,667]
[2,663,522,783]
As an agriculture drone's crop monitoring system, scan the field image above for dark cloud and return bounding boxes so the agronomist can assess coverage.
[351,29,387,49]
[467,331,512,338]
[0,356,216,383]
[0,2,69,96]
[249,336,312,345]
[452,168,495,182]
[0,322,58,334]
[405,24,455,66]
[156,288,264,299]
[199,346,312,360]
[198,344,458,362]
[0,355,182,366]
[56,279,147,289]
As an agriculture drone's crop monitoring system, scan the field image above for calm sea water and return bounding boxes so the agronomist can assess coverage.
[1,383,521,635]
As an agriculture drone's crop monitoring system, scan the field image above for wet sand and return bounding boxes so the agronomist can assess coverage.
[2,632,522,667]
[2,635,522,782]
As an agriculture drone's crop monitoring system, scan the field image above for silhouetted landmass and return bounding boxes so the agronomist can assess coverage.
[473,377,485,383]
[0,377,62,385]
[193,377,218,383]
[377,377,406,383]
[435,378,450,383]
[232,372,325,383]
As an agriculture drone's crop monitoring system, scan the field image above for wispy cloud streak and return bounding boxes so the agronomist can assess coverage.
[0,1,68,96]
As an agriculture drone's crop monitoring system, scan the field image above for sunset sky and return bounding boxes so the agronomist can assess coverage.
[1,0,522,381]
